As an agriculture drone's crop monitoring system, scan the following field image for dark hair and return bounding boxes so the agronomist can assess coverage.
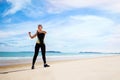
[38,24,42,28]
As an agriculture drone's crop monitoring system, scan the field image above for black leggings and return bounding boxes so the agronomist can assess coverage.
[32,43,46,66]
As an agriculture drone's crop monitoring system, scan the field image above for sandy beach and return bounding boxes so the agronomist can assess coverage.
[0,55,120,80]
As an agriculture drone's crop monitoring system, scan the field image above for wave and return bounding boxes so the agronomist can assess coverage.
[0,53,117,61]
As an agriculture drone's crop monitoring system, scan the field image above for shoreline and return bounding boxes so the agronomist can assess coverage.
[0,55,119,68]
[0,54,118,66]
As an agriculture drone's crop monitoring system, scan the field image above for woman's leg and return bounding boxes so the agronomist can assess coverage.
[32,44,40,69]
[41,43,46,64]
[41,44,50,67]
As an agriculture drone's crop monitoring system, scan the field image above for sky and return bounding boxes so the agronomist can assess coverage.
[0,0,120,52]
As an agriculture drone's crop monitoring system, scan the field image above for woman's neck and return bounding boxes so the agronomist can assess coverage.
[38,29,42,32]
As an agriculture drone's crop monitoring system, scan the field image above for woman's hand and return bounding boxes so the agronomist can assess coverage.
[28,32,37,39]
[28,32,31,35]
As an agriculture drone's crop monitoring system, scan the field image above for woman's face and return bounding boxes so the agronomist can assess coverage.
[38,26,42,30]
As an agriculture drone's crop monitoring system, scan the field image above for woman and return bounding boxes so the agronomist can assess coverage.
[28,24,50,69]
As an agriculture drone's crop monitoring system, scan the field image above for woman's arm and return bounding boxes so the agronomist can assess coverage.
[28,32,37,39]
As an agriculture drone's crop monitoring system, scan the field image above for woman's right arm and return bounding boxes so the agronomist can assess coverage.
[28,32,37,39]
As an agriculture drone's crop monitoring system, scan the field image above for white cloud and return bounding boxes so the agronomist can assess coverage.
[0,21,38,51]
[102,24,120,52]
[1,0,120,52]
[3,0,44,17]
[4,0,31,16]
[0,20,49,51]
[3,0,120,17]
[0,21,39,38]
[46,0,120,13]
[1,14,120,52]
[3,18,12,23]
[45,15,116,52]
[0,30,15,38]
[22,5,44,18]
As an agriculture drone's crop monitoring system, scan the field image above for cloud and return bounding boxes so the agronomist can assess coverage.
[0,21,40,38]
[44,15,116,52]
[3,0,45,18]
[22,4,44,18]
[3,18,12,23]
[3,0,120,18]
[0,14,120,52]
[1,0,120,52]
[102,24,120,52]
[0,21,43,51]
[4,0,31,16]
[0,30,15,38]
[46,0,120,13]
[0,42,9,46]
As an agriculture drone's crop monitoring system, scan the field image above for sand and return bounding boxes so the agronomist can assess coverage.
[0,56,120,80]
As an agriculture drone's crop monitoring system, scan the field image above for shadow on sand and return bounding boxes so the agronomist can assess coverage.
[0,67,41,74]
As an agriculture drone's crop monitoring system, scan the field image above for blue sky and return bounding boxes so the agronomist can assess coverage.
[0,0,120,52]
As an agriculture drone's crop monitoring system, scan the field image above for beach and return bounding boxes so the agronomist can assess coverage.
[0,55,120,80]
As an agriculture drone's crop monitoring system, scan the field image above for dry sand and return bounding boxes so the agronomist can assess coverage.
[0,56,120,80]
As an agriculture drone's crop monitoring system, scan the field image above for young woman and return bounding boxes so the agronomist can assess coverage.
[28,24,50,69]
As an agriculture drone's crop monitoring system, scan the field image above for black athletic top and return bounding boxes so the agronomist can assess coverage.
[37,31,45,44]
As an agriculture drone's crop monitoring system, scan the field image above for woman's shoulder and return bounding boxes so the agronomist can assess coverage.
[37,30,46,34]
[42,31,47,34]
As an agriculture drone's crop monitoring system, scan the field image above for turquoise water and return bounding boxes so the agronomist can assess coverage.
[0,52,120,66]
[0,52,119,60]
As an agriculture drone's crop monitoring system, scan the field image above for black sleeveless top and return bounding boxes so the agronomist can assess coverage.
[37,31,45,44]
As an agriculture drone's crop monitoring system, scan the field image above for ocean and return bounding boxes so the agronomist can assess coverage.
[0,52,120,66]
[0,51,120,60]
